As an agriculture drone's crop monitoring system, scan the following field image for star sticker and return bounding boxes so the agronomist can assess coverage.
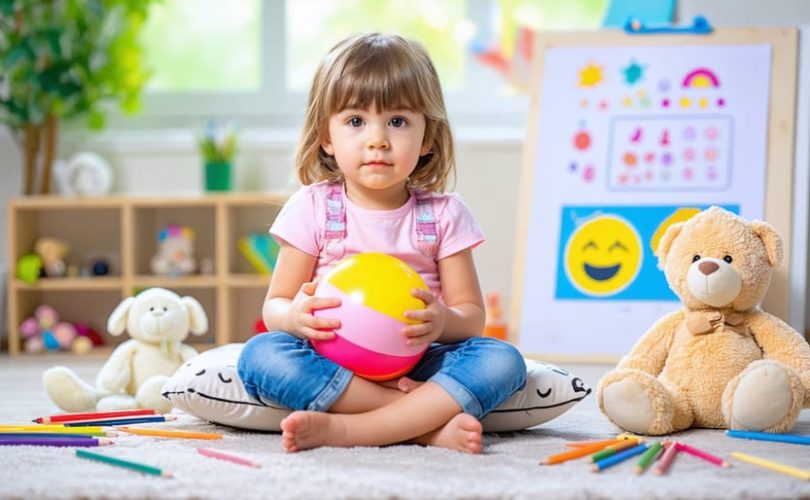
[579,63,604,87]
[622,61,644,85]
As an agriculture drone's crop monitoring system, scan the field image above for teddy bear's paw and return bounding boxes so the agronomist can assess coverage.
[600,377,661,435]
[136,375,173,413]
[43,366,99,412]
[96,394,138,412]
[725,361,803,432]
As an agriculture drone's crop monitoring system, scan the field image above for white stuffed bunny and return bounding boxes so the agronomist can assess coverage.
[43,288,208,414]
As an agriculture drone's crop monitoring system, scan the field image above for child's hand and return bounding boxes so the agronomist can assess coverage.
[289,281,341,340]
[402,288,446,347]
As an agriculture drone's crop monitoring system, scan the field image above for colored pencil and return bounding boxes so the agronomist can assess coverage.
[197,447,261,468]
[118,427,222,440]
[0,437,111,447]
[590,439,639,462]
[676,442,730,467]
[34,409,157,424]
[76,449,171,477]
[731,451,810,481]
[567,436,635,448]
[540,440,623,465]
[591,443,649,472]
[654,441,680,475]
[0,432,98,439]
[726,430,810,446]
[0,428,112,436]
[64,415,176,427]
[635,441,664,474]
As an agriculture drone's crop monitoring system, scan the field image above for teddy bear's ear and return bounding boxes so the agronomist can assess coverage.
[182,296,209,335]
[654,221,684,269]
[107,297,135,336]
[751,220,783,267]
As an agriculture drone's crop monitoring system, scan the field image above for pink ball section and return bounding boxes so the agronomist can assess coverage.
[311,280,427,382]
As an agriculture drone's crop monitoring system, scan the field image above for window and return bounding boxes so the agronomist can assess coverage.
[125,0,606,129]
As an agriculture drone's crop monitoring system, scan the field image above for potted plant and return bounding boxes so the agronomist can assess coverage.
[0,0,156,195]
[198,119,238,191]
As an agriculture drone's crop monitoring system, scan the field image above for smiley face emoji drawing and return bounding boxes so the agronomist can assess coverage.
[564,214,643,296]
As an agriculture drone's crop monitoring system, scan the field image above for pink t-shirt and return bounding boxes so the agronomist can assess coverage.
[270,181,485,299]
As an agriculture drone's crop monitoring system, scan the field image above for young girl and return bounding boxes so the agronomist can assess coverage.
[237,33,526,454]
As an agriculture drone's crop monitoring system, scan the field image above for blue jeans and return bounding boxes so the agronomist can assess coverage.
[238,332,527,420]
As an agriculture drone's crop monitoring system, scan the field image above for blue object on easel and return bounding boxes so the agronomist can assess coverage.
[602,0,674,27]
[624,15,713,35]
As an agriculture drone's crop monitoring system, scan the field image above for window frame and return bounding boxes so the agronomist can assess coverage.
[106,0,530,130]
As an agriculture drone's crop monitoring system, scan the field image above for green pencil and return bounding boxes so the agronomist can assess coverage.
[76,449,172,477]
[635,441,664,474]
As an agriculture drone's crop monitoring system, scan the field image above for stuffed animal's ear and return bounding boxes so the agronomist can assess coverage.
[182,296,209,335]
[107,297,135,336]
[751,220,783,267]
[655,221,684,269]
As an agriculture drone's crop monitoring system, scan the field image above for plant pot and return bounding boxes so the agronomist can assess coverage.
[205,161,232,191]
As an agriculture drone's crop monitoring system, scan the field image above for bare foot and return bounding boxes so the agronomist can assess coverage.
[415,413,483,454]
[280,411,347,452]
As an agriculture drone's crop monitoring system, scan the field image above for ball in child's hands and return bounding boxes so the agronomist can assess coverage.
[312,252,429,381]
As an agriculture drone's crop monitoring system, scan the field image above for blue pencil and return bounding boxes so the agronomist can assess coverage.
[591,443,649,472]
[726,430,810,446]
[64,416,171,427]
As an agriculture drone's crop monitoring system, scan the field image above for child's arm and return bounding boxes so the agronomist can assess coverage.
[262,243,341,340]
[403,248,485,346]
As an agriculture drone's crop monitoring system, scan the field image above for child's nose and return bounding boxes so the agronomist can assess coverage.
[367,126,389,149]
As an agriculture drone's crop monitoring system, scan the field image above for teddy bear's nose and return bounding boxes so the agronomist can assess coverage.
[698,261,719,275]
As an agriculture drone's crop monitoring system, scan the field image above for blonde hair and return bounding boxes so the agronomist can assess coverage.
[295,33,455,192]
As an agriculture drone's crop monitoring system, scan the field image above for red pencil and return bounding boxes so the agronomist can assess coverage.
[33,409,157,424]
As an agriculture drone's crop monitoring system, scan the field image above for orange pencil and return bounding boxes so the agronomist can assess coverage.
[540,440,624,465]
[117,427,222,440]
[566,437,634,448]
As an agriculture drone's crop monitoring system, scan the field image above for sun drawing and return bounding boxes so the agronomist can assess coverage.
[579,63,604,87]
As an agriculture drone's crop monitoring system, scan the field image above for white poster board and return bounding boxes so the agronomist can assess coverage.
[512,28,800,360]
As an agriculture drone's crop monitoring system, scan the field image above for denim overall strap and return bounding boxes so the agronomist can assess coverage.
[414,191,439,259]
[323,182,346,261]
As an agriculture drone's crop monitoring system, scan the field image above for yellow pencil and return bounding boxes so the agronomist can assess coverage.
[732,452,810,481]
[0,426,108,434]
[117,427,223,440]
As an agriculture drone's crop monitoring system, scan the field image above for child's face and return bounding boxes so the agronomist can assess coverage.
[321,106,431,196]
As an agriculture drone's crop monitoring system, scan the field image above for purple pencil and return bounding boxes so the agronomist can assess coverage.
[0,437,111,447]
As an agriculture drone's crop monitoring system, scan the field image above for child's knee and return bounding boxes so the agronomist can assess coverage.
[486,339,527,391]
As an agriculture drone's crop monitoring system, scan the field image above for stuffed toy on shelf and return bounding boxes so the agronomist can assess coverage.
[598,206,810,435]
[43,287,208,414]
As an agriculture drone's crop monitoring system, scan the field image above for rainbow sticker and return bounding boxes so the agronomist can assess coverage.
[682,68,720,88]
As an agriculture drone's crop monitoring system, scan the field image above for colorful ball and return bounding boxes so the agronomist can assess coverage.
[312,253,430,381]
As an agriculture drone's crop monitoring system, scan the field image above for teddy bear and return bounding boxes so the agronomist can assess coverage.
[43,287,208,414]
[598,206,810,435]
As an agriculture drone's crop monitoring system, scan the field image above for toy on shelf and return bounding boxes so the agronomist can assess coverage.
[150,224,197,276]
[15,253,42,284]
[43,287,209,413]
[34,237,69,278]
[238,233,280,275]
[55,151,113,197]
[19,305,93,354]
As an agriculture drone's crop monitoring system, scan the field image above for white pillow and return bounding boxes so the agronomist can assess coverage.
[162,343,591,432]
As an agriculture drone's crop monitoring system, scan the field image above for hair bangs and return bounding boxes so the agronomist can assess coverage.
[328,46,425,114]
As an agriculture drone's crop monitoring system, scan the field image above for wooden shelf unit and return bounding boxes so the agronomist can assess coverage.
[6,192,288,355]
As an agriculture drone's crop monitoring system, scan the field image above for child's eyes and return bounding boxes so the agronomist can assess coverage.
[347,117,364,127]
[389,117,407,128]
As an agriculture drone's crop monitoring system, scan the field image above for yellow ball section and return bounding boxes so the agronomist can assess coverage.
[324,253,429,324]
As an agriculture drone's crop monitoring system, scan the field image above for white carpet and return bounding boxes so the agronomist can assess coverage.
[1,357,809,499]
